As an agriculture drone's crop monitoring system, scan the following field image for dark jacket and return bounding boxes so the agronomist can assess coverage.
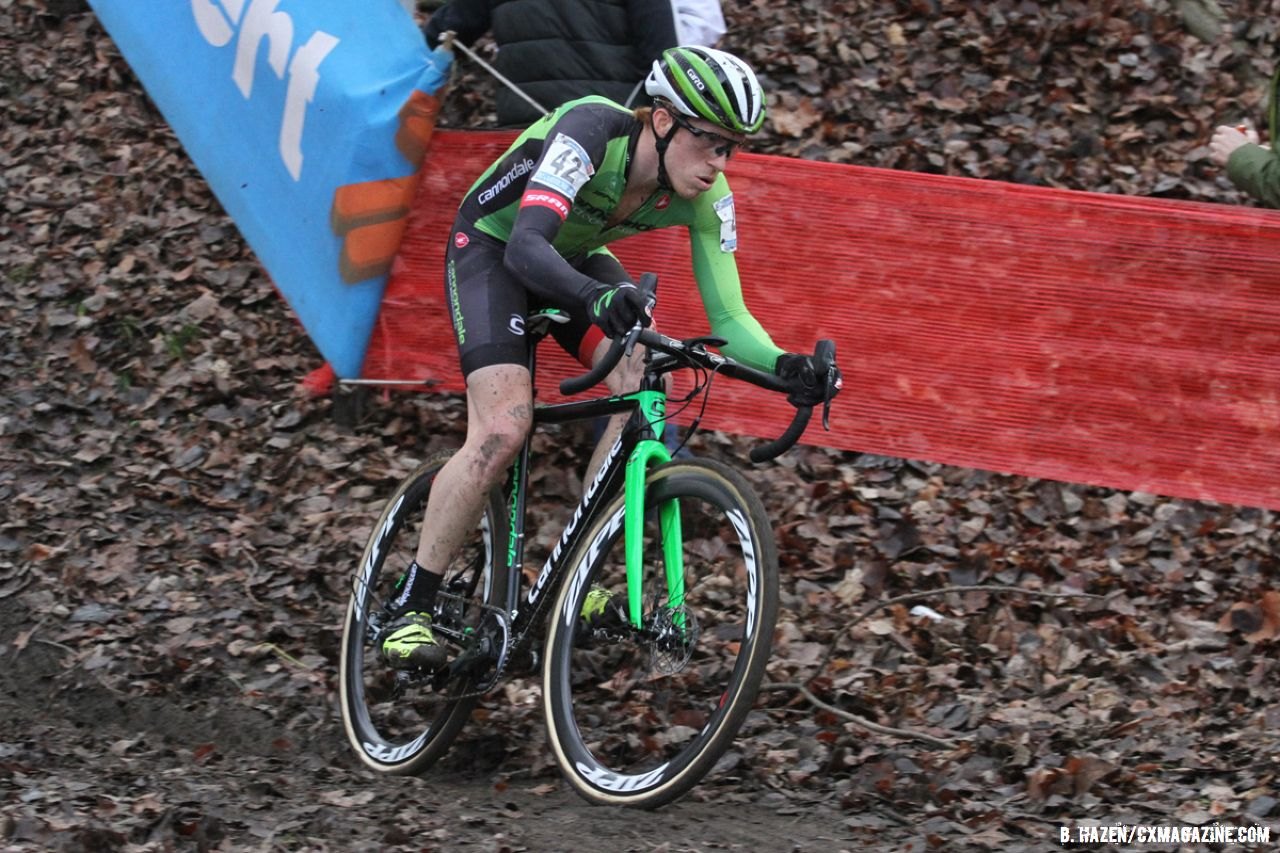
[425,0,678,127]
[1227,68,1280,208]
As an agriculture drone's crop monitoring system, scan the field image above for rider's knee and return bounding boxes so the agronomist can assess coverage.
[467,412,531,481]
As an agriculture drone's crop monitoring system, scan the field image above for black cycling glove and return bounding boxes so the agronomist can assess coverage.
[775,352,842,407]
[586,282,651,339]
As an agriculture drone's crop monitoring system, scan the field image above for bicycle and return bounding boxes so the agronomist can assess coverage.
[338,273,838,808]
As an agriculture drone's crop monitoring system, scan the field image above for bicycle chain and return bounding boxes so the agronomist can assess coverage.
[417,565,576,702]
[402,593,516,705]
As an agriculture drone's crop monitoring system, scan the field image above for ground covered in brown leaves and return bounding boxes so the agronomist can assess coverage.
[3,0,1280,850]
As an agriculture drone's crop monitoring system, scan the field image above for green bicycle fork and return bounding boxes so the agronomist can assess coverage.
[622,391,684,629]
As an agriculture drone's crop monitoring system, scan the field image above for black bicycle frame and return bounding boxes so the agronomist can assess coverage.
[450,316,827,687]
[493,334,669,663]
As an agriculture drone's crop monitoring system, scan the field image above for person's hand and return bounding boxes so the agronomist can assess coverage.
[1209,124,1261,166]
[775,352,841,408]
[586,282,651,339]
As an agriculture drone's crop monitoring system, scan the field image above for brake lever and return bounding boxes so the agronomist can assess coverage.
[821,364,840,430]
[624,273,659,357]
[813,339,838,431]
[624,322,644,357]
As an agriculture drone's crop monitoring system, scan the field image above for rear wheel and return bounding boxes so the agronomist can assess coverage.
[542,458,779,808]
[339,451,508,775]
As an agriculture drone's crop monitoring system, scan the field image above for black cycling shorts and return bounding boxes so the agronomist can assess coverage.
[444,219,629,378]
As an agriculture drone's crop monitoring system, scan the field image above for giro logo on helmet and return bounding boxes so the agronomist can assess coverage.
[684,68,705,91]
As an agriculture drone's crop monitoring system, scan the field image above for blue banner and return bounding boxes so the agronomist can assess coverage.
[87,0,450,378]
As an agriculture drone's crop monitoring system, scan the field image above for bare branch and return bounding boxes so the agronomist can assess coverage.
[762,681,959,749]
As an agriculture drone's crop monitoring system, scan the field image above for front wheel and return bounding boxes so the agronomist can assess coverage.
[339,450,508,775]
[542,458,779,808]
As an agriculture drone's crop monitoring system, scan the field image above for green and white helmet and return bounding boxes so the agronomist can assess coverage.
[644,46,766,135]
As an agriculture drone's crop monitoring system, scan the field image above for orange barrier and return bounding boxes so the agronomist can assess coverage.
[364,130,1280,510]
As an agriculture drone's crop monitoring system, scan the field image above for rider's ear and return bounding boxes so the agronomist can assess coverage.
[651,105,674,137]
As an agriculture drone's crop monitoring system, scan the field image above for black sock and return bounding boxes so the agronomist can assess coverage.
[392,561,443,614]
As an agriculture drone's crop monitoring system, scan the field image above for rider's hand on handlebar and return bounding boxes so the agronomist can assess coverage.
[586,282,653,339]
[775,352,842,408]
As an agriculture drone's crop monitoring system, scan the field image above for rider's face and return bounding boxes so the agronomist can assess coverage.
[656,109,747,199]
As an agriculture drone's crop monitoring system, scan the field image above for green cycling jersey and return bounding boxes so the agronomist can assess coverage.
[455,96,783,372]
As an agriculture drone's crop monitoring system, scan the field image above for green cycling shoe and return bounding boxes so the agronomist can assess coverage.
[381,612,448,670]
[579,586,627,636]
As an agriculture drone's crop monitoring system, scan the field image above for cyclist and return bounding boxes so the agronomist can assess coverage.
[381,45,841,670]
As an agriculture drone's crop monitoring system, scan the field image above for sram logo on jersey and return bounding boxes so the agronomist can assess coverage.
[478,157,536,205]
[522,190,571,220]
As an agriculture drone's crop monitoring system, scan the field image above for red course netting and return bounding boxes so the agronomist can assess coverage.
[363,129,1280,510]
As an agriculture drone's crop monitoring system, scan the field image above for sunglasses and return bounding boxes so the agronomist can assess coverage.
[670,113,744,159]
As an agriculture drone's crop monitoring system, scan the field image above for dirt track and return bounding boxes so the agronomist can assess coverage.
[0,595,870,853]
